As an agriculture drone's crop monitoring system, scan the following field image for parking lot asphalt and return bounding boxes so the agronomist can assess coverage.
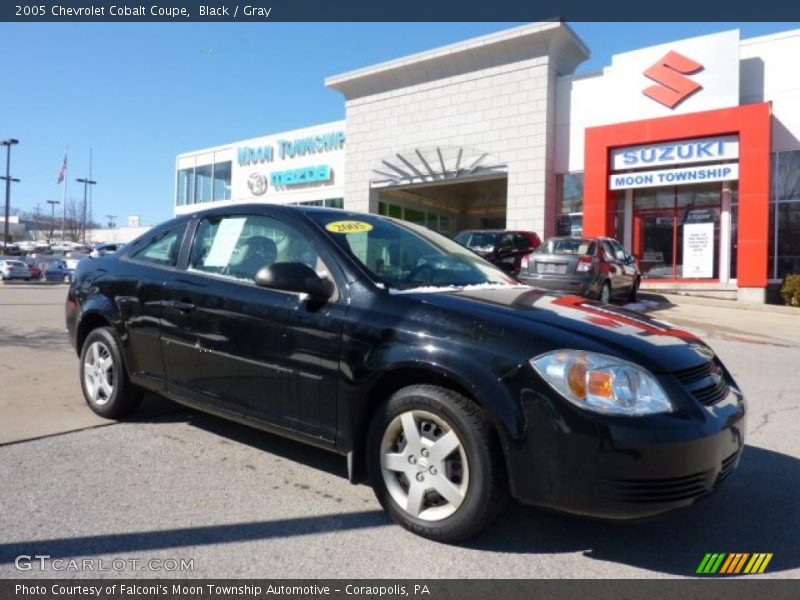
[0,284,170,445]
[1,284,798,578]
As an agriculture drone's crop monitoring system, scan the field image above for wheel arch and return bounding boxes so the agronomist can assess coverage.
[75,312,115,356]
[346,361,521,484]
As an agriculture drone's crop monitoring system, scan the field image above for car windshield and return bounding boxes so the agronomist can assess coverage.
[453,231,503,250]
[536,238,594,255]
[308,213,518,291]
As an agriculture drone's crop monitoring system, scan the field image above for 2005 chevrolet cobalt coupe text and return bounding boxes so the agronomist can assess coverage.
[66,205,746,541]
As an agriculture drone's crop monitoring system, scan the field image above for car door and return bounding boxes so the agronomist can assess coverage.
[511,233,534,273]
[494,233,517,273]
[160,211,344,442]
[601,239,625,294]
[119,222,188,390]
[610,239,635,291]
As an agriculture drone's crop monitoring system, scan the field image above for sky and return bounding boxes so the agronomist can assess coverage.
[1,21,797,227]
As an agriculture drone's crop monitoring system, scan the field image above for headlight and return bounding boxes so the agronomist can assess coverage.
[530,350,673,416]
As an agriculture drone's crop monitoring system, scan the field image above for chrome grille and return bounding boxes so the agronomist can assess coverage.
[718,451,741,482]
[674,360,730,407]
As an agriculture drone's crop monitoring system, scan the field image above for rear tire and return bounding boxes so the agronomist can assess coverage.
[599,281,611,304]
[366,384,507,542]
[79,327,143,419]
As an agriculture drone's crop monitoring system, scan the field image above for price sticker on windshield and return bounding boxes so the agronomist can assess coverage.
[325,220,373,234]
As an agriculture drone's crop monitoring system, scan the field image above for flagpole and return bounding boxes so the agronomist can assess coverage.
[62,145,67,240]
[88,147,92,244]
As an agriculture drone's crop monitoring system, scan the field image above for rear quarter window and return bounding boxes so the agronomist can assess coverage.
[128,224,186,267]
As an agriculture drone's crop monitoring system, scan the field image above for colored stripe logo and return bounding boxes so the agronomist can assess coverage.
[697,553,773,574]
[643,51,704,109]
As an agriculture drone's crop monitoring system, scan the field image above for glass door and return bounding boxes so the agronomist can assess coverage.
[634,211,676,279]
[633,183,723,280]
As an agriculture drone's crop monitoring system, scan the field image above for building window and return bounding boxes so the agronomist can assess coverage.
[774,201,800,278]
[291,198,344,209]
[176,168,194,206]
[556,173,583,236]
[633,183,722,280]
[195,164,213,204]
[378,201,453,235]
[213,161,232,202]
[771,151,800,280]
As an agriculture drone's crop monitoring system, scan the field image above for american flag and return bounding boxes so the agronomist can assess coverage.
[57,153,67,184]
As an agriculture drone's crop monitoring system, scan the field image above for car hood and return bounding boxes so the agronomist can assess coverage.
[404,286,708,373]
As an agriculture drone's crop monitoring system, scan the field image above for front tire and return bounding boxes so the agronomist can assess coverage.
[366,385,507,542]
[79,327,143,419]
[627,277,639,302]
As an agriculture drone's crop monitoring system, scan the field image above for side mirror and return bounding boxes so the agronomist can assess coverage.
[254,262,334,300]
[625,254,637,265]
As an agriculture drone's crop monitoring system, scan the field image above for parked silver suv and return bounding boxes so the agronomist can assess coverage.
[517,236,640,303]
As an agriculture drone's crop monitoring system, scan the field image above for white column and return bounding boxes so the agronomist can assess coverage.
[719,182,731,283]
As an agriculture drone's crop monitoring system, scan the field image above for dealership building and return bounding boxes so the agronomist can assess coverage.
[175,22,800,303]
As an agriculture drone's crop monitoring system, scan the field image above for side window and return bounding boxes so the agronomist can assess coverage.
[129,225,186,267]
[611,240,627,261]
[514,234,531,251]
[188,214,325,283]
[601,241,617,260]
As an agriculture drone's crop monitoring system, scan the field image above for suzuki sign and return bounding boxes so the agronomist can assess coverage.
[610,163,739,190]
[611,136,739,170]
[643,51,704,109]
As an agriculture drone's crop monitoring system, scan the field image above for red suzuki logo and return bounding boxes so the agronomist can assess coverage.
[643,51,704,109]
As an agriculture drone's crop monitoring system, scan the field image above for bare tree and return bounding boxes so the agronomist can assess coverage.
[63,197,83,242]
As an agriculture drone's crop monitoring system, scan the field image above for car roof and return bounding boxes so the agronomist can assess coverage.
[459,229,531,233]
[545,236,616,243]
[184,203,348,219]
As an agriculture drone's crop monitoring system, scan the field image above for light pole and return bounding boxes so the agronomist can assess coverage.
[46,200,60,243]
[76,177,96,245]
[1,138,20,252]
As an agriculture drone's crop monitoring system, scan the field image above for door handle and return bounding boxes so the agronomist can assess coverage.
[170,300,196,312]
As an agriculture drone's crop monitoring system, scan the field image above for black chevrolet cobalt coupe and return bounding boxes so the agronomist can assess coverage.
[66,204,746,541]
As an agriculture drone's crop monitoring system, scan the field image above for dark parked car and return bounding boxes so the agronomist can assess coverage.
[66,205,745,542]
[35,258,70,282]
[453,229,541,276]
[518,236,641,304]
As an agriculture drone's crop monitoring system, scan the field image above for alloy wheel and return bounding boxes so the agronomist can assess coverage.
[600,283,610,304]
[379,410,470,521]
[83,341,115,406]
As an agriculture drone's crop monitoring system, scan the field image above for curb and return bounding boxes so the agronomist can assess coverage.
[642,292,800,316]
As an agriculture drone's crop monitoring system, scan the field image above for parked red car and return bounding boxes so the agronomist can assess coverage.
[21,256,41,280]
[454,230,542,276]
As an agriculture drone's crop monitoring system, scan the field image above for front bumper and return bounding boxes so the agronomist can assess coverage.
[505,380,746,519]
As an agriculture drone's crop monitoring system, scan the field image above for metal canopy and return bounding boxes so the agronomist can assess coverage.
[370,146,506,188]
